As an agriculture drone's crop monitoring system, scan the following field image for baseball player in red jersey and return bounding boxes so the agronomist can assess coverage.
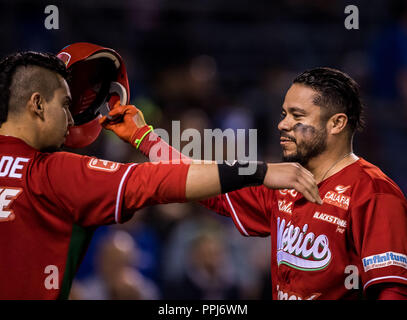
[0,51,321,299]
[103,67,407,299]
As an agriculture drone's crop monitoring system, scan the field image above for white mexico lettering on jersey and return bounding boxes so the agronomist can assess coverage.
[276,217,332,271]
[0,156,29,178]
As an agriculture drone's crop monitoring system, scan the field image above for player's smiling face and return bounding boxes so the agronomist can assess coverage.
[278,83,328,165]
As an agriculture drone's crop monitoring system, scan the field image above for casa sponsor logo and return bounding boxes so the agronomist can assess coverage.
[323,185,351,210]
[276,285,321,300]
[87,158,120,172]
[362,251,407,272]
[278,200,293,214]
[276,217,332,271]
[313,211,347,230]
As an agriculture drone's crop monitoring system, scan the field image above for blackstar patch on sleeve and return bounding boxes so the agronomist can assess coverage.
[87,158,120,172]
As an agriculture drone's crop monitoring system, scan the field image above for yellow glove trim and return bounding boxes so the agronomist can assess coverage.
[134,125,154,149]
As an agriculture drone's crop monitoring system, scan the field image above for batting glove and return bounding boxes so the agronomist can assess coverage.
[99,101,153,148]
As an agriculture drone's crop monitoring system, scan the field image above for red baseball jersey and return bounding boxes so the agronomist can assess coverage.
[0,135,189,299]
[202,158,407,299]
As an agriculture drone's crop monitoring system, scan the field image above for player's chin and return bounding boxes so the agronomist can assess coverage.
[281,145,296,156]
[282,150,298,162]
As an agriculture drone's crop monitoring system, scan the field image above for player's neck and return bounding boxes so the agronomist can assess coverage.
[0,118,41,150]
[306,145,359,184]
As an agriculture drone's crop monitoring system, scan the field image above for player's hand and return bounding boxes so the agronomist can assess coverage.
[99,102,152,147]
[263,163,322,204]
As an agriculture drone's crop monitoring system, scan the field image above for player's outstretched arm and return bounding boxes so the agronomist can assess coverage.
[101,104,322,204]
[124,159,321,218]
[186,161,321,203]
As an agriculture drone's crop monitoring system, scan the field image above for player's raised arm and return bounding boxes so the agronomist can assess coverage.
[100,103,322,204]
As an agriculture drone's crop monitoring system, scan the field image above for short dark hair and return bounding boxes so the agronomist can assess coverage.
[0,51,68,125]
[293,67,365,133]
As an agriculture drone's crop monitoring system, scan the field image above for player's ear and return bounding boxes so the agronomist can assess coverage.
[327,113,348,135]
[29,92,45,120]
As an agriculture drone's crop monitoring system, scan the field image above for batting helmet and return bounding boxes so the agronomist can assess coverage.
[57,42,130,148]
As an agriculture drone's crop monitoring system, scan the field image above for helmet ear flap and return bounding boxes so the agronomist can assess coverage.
[57,42,130,148]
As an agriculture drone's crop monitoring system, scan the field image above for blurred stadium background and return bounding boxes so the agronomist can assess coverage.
[1,0,406,299]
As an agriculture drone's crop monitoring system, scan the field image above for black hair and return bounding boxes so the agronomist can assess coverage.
[0,51,68,125]
[293,67,365,133]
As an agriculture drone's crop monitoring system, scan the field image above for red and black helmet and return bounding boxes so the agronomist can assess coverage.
[57,42,130,148]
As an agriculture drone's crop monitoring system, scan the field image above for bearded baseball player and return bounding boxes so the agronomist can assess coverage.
[0,47,322,299]
[104,67,407,300]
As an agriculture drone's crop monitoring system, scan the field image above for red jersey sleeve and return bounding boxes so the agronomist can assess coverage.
[367,283,407,300]
[376,285,407,300]
[200,186,272,237]
[121,161,189,223]
[32,151,189,227]
[351,192,407,291]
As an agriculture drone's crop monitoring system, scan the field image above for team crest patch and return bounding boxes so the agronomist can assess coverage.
[87,158,120,172]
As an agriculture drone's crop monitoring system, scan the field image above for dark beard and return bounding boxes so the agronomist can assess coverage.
[282,124,327,166]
